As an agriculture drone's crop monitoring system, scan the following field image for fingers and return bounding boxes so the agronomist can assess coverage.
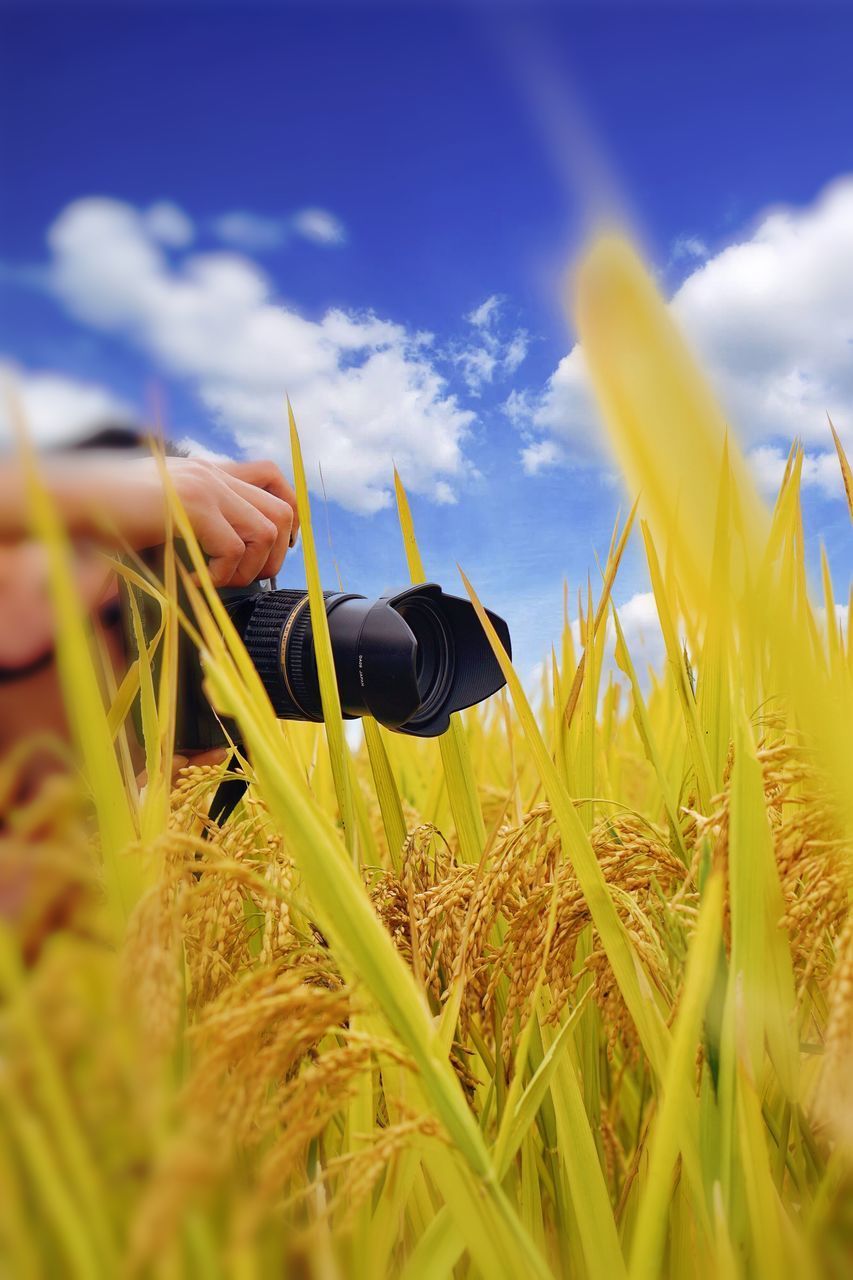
[183,747,229,770]
[220,460,300,546]
[196,499,274,588]
[216,487,280,586]
[175,457,298,585]
[222,473,294,579]
[137,748,228,790]
[194,508,247,586]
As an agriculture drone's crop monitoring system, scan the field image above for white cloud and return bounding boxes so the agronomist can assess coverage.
[173,435,233,462]
[144,201,195,248]
[568,590,665,675]
[457,346,498,392]
[669,233,708,264]
[0,361,135,450]
[456,294,529,394]
[748,444,845,500]
[515,176,853,491]
[521,438,563,475]
[596,591,669,692]
[290,207,346,247]
[513,343,597,465]
[433,480,457,505]
[747,444,790,496]
[212,207,347,252]
[612,591,664,671]
[526,589,666,703]
[504,332,529,374]
[468,295,502,329]
[817,602,849,639]
[44,197,473,513]
[212,212,285,251]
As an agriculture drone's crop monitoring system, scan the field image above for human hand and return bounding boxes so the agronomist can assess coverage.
[136,747,229,791]
[46,455,300,587]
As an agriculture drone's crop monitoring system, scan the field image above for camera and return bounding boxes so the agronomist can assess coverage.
[125,573,512,752]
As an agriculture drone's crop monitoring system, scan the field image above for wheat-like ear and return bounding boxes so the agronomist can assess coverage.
[3,236,851,1279]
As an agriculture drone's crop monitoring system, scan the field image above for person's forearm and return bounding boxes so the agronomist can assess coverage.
[0,459,87,541]
[0,457,128,543]
[0,452,298,586]
[0,460,31,540]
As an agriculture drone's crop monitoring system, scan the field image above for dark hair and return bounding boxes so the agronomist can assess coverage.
[68,424,147,451]
[62,423,188,458]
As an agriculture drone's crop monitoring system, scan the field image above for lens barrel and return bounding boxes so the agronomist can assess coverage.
[239,588,321,719]
[231,582,510,738]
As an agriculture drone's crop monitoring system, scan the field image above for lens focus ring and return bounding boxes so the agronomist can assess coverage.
[243,590,317,720]
[282,598,321,719]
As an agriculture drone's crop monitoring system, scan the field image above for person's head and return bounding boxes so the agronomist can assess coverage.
[0,423,153,775]
[1,422,149,671]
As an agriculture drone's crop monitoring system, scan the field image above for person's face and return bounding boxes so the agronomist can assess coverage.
[0,541,117,672]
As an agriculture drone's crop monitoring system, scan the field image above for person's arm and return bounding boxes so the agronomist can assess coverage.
[0,454,299,585]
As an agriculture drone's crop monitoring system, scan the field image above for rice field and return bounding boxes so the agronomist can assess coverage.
[1,236,852,1279]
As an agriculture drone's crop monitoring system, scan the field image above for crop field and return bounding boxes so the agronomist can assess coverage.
[2,237,852,1279]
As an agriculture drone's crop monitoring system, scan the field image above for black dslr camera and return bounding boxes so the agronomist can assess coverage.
[126,570,512,753]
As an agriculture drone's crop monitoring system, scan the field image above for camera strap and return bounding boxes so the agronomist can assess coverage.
[206,755,249,831]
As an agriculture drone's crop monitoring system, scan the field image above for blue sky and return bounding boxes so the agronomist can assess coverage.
[1,1,852,673]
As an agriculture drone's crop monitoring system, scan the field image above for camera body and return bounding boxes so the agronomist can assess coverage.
[124,570,511,753]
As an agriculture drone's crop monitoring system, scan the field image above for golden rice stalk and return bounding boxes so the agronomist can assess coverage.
[814,910,853,1149]
[394,467,486,863]
[191,482,551,1280]
[829,415,853,521]
[572,234,768,610]
[288,398,358,858]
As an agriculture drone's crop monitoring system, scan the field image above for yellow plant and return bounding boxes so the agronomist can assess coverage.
[1,235,851,1279]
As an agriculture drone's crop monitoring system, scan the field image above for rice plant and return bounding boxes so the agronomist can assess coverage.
[1,236,851,1279]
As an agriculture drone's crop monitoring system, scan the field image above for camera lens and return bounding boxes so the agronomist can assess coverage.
[127,547,511,752]
[395,599,454,727]
[232,582,510,739]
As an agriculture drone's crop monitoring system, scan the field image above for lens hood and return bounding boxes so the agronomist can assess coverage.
[380,584,511,737]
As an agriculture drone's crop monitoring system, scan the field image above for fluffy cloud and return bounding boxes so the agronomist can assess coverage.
[468,296,502,329]
[526,588,666,704]
[173,435,232,462]
[455,294,529,394]
[212,207,346,252]
[821,602,849,640]
[669,233,708,264]
[515,343,598,463]
[0,361,135,450]
[520,437,563,475]
[44,197,473,513]
[573,590,665,680]
[212,212,286,252]
[747,444,845,500]
[144,201,195,248]
[611,590,665,675]
[516,176,853,490]
[290,208,346,247]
